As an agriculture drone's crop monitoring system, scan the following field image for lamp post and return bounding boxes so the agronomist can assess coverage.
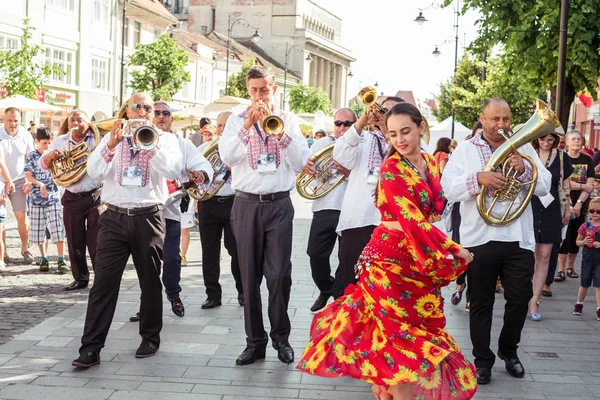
[416,0,460,139]
[282,43,312,110]
[119,0,128,113]
[225,15,261,96]
[555,0,568,124]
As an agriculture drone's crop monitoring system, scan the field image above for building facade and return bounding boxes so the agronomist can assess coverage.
[186,0,354,110]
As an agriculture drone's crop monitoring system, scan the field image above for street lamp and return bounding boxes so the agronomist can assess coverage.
[416,0,460,138]
[225,15,261,95]
[119,0,130,113]
[282,43,312,110]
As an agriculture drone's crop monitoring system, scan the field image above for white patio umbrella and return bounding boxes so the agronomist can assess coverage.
[0,95,63,112]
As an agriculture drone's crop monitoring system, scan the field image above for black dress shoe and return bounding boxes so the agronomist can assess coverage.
[237,293,244,307]
[310,294,331,312]
[498,351,525,378]
[135,339,159,358]
[273,340,294,364]
[235,346,266,365]
[169,297,185,317]
[72,348,100,368]
[201,299,222,309]
[65,280,89,291]
[476,367,492,384]
[129,312,140,322]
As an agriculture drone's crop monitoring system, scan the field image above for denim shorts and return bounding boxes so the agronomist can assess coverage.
[580,259,600,288]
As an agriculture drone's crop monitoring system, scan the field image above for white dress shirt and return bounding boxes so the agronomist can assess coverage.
[219,108,309,194]
[441,132,551,252]
[87,130,183,208]
[198,139,234,197]
[309,136,347,213]
[333,126,386,234]
[0,125,34,182]
[164,134,213,222]
[40,129,102,193]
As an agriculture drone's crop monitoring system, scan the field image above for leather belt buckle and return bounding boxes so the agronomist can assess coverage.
[127,207,134,217]
[259,194,270,203]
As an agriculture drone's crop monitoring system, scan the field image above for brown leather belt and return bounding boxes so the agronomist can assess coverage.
[106,203,162,216]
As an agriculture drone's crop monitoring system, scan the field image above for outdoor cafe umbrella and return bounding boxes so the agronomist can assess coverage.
[0,95,62,112]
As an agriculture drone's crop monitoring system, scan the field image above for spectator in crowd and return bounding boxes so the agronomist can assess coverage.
[314,129,326,140]
[433,137,452,174]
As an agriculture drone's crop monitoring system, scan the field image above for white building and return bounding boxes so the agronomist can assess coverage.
[0,0,116,132]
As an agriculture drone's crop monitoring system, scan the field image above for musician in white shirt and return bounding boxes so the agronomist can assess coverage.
[220,66,309,366]
[72,93,196,368]
[303,108,354,312]
[42,110,102,291]
[441,98,551,385]
[332,96,403,298]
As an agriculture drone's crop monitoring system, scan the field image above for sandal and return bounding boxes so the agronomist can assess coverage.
[554,271,566,282]
[529,297,542,321]
[567,268,579,279]
[542,289,553,297]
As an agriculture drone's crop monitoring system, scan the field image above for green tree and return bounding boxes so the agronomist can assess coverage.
[288,82,332,114]
[227,57,256,99]
[128,34,190,101]
[0,19,62,99]
[448,0,600,128]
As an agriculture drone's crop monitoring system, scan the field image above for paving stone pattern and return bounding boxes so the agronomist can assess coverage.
[0,193,598,399]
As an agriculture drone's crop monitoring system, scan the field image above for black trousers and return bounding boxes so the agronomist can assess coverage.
[62,189,101,282]
[231,195,294,347]
[79,209,165,354]
[467,241,534,369]
[198,196,243,300]
[306,210,340,297]
[333,225,376,299]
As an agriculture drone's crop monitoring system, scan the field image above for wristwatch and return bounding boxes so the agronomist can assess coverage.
[577,199,583,204]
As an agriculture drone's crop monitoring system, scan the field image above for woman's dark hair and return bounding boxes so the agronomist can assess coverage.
[471,120,482,134]
[35,127,52,141]
[433,137,452,155]
[384,102,424,159]
[199,117,211,129]
[531,133,559,150]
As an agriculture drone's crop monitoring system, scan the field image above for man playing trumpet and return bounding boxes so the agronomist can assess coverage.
[42,110,103,291]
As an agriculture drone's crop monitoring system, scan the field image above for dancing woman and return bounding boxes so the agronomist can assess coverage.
[297,102,477,399]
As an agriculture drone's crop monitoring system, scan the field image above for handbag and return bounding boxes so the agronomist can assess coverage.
[441,201,454,232]
[557,150,569,219]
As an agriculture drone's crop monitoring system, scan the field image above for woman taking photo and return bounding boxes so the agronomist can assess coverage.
[556,131,595,282]
[530,131,572,320]
[433,137,452,174]
[297,103,477,400]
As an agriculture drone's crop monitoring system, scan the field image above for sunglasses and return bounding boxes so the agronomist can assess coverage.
[334,120,354,127]
[154,110,171,117]
[130,103,152,113]
[589,209,600,214]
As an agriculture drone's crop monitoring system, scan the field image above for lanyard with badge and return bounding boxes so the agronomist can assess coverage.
[121,137,144,187]
[254,122,277,174]
[367,134,386,184]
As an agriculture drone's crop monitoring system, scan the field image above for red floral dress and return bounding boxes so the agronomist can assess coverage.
[297,152,477,399]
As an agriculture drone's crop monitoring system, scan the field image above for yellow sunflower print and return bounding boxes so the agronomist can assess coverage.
[302,341,327,372]
[369,267,391,288]
[414,294,442,318]
[380,298,409,318]
[329,310,349,338]
[383,366,418,385]
[399,348,418,360]
[360,360,378,378]
[457,367,477,391]
[421,342,449,365]
[371,329,386,351]
[417,368,442,390]
[401,167,421,186]
[334,343,357,364]
[394,196,423,221]
[316,314,334,330]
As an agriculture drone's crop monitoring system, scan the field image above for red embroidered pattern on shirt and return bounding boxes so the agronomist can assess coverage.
[367,130,386,172]
[238,107,286,170]
[116,140,156,186]
[100,145,114,163]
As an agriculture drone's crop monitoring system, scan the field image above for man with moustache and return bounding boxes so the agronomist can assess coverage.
[0,107,35,264]
[442,98,552,384]
[332,96,404,298]
[72,93,200,368]
[303,108,355,312]
[215,111,232,136]
[42,110,103,290]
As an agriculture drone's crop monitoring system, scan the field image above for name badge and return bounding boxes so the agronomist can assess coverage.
[367,169,379,185]
[214,169,226,184]
[121,166,143,187]
[257,153,276,174]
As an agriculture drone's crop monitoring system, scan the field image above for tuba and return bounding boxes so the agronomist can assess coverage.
[51,125,101,187]
[476,99,561,226]
[188,139,228,201]
[296,142,346,200]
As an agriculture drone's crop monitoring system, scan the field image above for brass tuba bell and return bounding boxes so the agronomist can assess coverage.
[476,99,561,226]
[188,139,228,201]
[296,142,346,200]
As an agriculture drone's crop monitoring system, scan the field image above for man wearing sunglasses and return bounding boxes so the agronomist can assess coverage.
[332,96,404,299]
[72,92,205,368]
[303,108,355,312]
[41,110,103,291]
[220,66,309,367]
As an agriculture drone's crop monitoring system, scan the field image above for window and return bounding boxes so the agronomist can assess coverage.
[45,46,75,84]
[46,0,75,12]
[197,74,208,102]
[134,21,141,46]
[154,28,161,40]
[93,0,109,24]
[0,34,19,51]
[91,58,108,90]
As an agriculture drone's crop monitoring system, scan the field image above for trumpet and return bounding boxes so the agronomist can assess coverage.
[122,119,160,151]
[257,101,284,136]
[358,86,387,122]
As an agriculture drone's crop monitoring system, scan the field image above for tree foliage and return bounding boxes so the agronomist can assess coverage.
[128,34,190,101]
[448,0,600,128]
[0,19,62,99]
[226,57,256,99]
[288,82,332,114]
